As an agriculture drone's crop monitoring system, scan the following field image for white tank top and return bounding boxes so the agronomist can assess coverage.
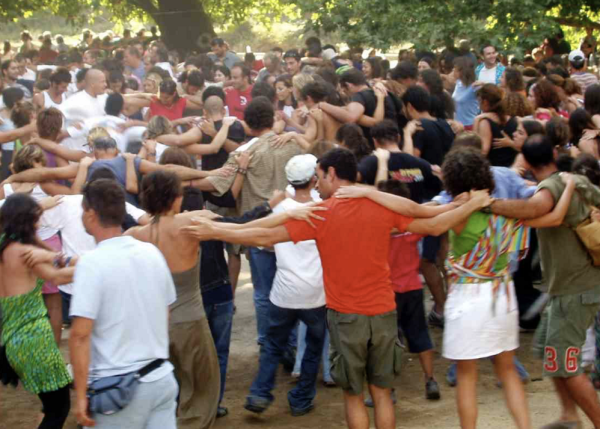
[3,184,59,241]
[43,91,66,110]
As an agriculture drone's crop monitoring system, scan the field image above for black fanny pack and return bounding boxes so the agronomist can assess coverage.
[87,359,165,415]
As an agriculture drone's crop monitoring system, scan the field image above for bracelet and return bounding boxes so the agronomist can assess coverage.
[148,152,157,157]
[237,168,247,175]
[53,254,63,268]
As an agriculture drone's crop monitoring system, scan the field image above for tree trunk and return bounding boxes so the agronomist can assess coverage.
[154,0,216,55]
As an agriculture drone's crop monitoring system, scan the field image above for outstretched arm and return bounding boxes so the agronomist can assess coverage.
[406,191,492,236]
[155,127,202,147]
[491,189,555,219]
[335,186,460,218]
[30,137,88,162]
[185,118,235,156]
[4,164,79,184]
[524,174,575,228]
[183,222,292,247]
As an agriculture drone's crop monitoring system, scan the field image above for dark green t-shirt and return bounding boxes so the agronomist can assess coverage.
[537,173,600,295]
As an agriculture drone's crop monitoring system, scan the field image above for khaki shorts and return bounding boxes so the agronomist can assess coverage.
[536,286,600,378]
[327,309,402,396]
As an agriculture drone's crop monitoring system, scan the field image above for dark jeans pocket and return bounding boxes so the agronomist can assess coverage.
[393,340,403,376]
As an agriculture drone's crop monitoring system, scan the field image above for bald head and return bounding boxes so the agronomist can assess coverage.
[204,95,225,117]
[85,69,107,97]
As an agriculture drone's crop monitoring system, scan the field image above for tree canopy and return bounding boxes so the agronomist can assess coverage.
[2,0,600,54]
[295,0,600,54]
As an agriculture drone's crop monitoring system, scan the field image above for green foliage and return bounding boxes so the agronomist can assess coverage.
[291,0,600,54]
[0,0,296,34]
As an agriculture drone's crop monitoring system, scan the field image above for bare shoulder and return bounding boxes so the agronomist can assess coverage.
[2,242,28,267]
[124,224,148,240]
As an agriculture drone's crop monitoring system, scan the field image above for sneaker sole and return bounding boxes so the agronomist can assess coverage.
[244,404,268,414]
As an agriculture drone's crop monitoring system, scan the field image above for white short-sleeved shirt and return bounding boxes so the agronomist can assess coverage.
[70,236,176,380]
[40,194,146,294]
[60,90,108,125]
[269,198,326,309]
[479,66,497,84]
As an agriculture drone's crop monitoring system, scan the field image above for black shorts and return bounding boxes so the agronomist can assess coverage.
[395,290,433,354]
[421,235,441,263]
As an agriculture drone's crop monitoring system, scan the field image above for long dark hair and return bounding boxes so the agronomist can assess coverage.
[335,123,371,162]
[569,108,596,146]
[0,194,43,261]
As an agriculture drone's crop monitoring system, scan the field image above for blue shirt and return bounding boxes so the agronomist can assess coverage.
[452,80,480,126]
[433,166,536,205]
[475,63,506,86]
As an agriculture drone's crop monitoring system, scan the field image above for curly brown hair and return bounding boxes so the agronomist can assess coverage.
[37,107,63,139]
[442,148,495,197]
[504,92,533,117]
[10,101,35,128]
[478,84,506,124]
[140,170,183,216]
[532,79,562,110]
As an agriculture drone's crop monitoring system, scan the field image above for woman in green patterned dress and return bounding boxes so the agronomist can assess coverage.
[0,193,75,428]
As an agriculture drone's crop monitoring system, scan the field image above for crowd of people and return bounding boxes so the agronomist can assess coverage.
[0,25,600,429]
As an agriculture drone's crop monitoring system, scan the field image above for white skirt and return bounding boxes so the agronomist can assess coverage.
[443,280,519,360]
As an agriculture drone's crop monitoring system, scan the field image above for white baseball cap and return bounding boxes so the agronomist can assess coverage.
[285,154,318,185]
[322,48,337,61]
[568,49,585,63]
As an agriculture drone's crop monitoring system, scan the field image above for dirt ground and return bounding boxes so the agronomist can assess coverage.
[0,262,597,429]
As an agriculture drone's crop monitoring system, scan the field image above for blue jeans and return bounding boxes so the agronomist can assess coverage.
[249,302,326,411]
[60,291,71,324]
[248,248,277,346]
[293,322,332,382]
[204,299,234,405]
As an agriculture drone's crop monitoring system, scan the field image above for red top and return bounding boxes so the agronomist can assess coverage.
[389,232,423,294]
[285,198,414,316]
[253,60,265,72]
[225,86,253,120]
[149,97,187,121]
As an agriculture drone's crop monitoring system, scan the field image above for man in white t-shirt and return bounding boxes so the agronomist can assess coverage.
[40,165,149,324]
[245,154,327,417]
[69,179,177,429]
[60,69,108,125]
[475,44,505,86]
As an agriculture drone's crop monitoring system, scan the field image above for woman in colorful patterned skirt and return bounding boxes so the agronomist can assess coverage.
[0,193,75,429]
[441,148,575,429]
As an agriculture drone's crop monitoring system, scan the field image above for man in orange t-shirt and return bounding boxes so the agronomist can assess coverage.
[185,148,490,427]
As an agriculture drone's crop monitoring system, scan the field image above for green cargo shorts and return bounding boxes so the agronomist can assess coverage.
[536,287,600,378]
[327,309,403,396]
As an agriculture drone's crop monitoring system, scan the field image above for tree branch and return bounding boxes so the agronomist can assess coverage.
[128,0,158,16]
[554,16,600,30]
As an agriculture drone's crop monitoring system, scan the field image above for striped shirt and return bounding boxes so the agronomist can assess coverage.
[571,72,599,95]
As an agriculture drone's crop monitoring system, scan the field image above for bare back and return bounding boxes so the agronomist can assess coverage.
[0,243,40,298]
[126,215,200,273]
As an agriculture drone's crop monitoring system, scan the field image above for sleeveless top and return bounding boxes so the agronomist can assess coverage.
[170,264,205,323]
[42,91,66,110]
[483,117,519,167]
[152,220,205,323]
[0,279,72,393]
[3,184,58,241]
